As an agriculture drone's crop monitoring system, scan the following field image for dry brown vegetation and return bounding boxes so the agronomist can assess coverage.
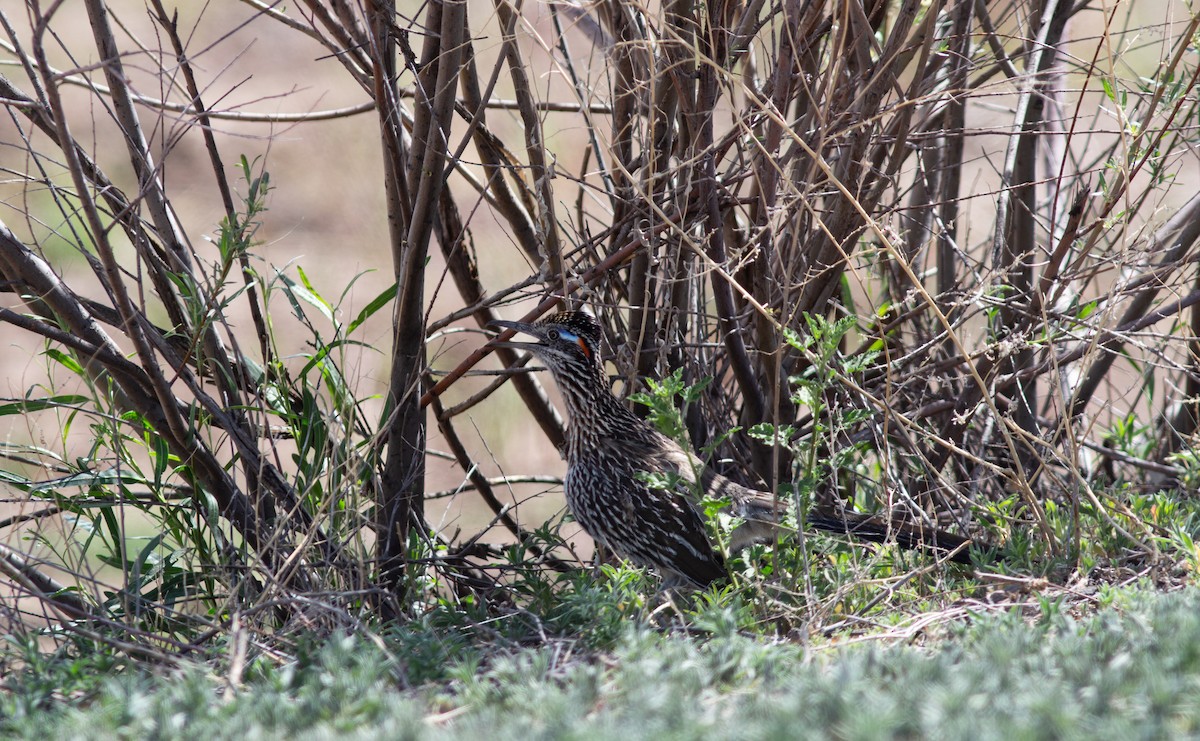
[1,0,1199,655]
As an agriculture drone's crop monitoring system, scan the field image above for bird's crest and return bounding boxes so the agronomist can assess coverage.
[541,310,602,361]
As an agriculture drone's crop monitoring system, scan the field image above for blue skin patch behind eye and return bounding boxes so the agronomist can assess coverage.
[553,328,591,359]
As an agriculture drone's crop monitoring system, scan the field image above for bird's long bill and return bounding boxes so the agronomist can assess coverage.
[487,319,541,351]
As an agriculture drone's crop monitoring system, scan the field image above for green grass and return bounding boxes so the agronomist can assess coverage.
[5,583,1200,739]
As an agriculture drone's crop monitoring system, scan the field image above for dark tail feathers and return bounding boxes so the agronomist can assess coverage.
[805,510,974,564]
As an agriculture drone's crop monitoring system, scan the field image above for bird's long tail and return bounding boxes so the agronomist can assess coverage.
[804,510,974,564]
[707,472,975,564]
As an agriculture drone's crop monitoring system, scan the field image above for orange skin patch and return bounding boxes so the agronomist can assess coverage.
[576,336,592,360]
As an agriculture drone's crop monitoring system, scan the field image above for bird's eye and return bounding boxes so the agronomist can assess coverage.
[546,328,561,341]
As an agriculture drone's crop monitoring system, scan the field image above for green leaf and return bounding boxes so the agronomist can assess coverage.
[30,468,149,494]
[0,470,33,490]
[347,281,397,335]
[634,469,685,492]
[43,349,84,375]
[281,271,335,324]
[747,423,796,446]
[843,348,880,374]
[781,326,811,351]
[0,395,89,416]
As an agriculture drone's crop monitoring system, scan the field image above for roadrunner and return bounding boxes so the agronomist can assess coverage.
[489,310,970,587]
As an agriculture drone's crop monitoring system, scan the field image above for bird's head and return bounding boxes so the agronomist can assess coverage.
[488,310,603,374]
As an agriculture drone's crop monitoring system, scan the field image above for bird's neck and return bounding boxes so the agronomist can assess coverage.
[553,364,643,448]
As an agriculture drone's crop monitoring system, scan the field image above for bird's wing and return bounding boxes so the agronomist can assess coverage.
[588,434,725,585]
[639,434,790,550]
[644,434,786,520]
[628,476,726,585]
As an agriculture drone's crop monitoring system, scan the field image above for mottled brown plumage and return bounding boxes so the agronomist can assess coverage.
[490,310,970,587]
